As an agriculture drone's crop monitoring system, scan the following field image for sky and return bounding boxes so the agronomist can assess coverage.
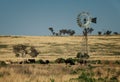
[0,0,120,36]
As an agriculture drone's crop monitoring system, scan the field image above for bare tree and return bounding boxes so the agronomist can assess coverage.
[113,32,119,35]
[59,29,75,36]
[13,44,39,58]
[98,31,102,35]
[13,44,28,57]
[48,27,55,35]
[29,47,39,57]
[83,28,94,36]
[104,30,112,35]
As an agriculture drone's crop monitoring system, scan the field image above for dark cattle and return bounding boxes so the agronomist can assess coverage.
[19,61,23,64]
[45,60,50,64]
[78,60,84,65]
[39,59,50,64]
[78,60,87,65]
[84,60,87,65]
[39,59,45,64]
[24,60,29,64]
[19,60,29,64]
[28,59,35,63]
[65,58,75,65]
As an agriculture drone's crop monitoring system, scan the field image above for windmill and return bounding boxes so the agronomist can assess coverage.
[77,12,97,56]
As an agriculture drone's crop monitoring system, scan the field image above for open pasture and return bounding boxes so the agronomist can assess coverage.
[0,35,120,82]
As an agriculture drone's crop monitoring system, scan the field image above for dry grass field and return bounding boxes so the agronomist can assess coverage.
[0,35,120,82]
[0,35,120,60]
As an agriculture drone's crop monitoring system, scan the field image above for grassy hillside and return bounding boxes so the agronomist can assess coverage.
[0,35,120,61]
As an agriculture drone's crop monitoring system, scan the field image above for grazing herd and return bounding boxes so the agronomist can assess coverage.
[0,58,88,66]
[55,58,87,65]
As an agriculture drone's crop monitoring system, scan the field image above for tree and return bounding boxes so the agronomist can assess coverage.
[13,44,28,57]
[29,47,39,57]
[67,29,75,36]
[98,31,102,35]
[48,27,55,35]
[59,29,67,35]
[59,29,75,36]
[113,32,119,35]
[104,30,112,35]
[83,28,94,36]
[13,44,39,58]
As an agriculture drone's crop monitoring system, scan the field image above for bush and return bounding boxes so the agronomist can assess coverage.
[13,44,28,57]
[78,72,96,82]
[76,52,89,59]
[29,47,39,57]
[97,60,102,64]
[98,78,106,82]
[0,44,8,49]
[114,60,120,64]
[55,58,65,63]
[90,60,97,64]
[13,44,39,58]
[84,53,89,59]
[50,78,55,82]
[76,52,83,58]
[110,76,118,82]
[0,71,10,77]
[104,60,110,64]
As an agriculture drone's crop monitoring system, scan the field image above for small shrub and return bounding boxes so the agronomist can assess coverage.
[90,60,97,64]
[29,47,39,57]
[78,72,96,82]
[88,64,96,70]
[13,44,28,57]
[76,52,89,59]
[110,76,118,82]
[104,60,110,64]
[97,60,102,64]
[70,69,78,74]
[69,78,79,82]
[114,60,120,64]
[98,78,106,82]
[15,54,20,57]
[76,52,83,58]
[0,71,10,78]
[0,44,8,49]
[0,72,4,77]
[13,44,39,58]
[50,78,55,82]
[84,53,89,59]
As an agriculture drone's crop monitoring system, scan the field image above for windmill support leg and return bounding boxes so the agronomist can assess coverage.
[84,28,88,55]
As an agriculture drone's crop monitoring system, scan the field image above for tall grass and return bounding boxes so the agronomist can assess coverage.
[0,64,120,82]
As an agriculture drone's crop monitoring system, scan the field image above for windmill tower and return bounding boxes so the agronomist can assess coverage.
[77,12,97,55]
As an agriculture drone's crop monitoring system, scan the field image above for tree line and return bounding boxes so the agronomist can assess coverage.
[98,30,119,35]
[48,27,94,36]
[48,27,75,36]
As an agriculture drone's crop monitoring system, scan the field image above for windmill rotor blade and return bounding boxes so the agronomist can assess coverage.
[91,17,97,23]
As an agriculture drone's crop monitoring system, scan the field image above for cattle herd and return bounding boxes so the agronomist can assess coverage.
[0,58,88,66]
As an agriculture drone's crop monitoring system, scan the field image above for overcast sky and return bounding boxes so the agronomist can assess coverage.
[0,0,120,36]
